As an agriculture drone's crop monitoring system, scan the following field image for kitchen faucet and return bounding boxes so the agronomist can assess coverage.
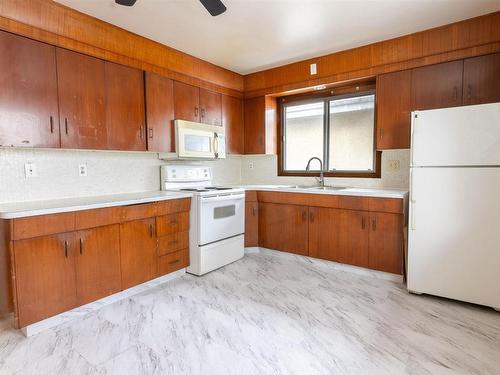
[305,157,324,188]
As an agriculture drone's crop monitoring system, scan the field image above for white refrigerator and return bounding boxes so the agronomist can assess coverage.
[407,102,500,310]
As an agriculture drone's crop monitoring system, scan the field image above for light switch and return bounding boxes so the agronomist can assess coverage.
[310,63,317,75]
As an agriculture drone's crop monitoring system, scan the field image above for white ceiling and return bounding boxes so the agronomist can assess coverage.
[55,0,500,75]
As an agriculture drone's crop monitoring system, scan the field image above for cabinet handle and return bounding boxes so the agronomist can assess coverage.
[79,238,84,255]
[195,107,199,117]
[252,206,257,216]
[361,217,366,229]
[139,127,144,139]
[64,240,69,258]
[64,118,68,135]
[149,128,154,139]
[372,219,377,231]
[201,108,205,119]
[379,128,384,139]
[467,84,472,99]
[453,86,458,101]
[50,116,54,133]
[149,223,154,238]
[168,259,180,265]
[309,212,314,223]
[301,210,307,221]
[168,240,178,246]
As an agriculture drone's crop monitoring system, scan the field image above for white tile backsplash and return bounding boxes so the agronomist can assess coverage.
[0,148,408,204]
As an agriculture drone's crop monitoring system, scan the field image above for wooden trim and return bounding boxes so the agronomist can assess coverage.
[244,11,500,97]
[0,0,244,97]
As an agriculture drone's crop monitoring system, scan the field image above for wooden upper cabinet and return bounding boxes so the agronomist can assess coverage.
[105,62,146,151]
[74,224,122,305]
[376,70,411,150]
[199,88,222,126]
[174,81,200,122]
[411,60,463,110]
[368,212,403,274]
[56,48,107,149]
[463,53,500,105]
[13,233,77,327]
[222,95,244,154]
[0,31,60,148]
[244,96,277,154]
[258,202,308,255]
[145,72,175,152]
[120,217,157,290]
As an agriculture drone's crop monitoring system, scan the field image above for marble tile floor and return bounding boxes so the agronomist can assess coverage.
[0,248,499,375]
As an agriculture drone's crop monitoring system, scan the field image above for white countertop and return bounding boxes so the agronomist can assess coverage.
[241,185,408,199]
[0,191,193,219]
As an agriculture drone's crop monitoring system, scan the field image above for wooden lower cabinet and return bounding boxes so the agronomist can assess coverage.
[120,217,158,290]
[368,212,403,274]
[14,233,77,327]
[244,202,259,247]
[258,202,309,255]
[75,224,121,305]
[309,207,369,268]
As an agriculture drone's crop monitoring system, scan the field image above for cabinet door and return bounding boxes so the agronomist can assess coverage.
[0,31,60,148]
[222,95,244,154]
[368,212,403,274]
[244,96,266,154]
[411,60,463,110]
[199,88,222,125]
[245,201,259,247]
[56,48,107,149]
[105,62,146,151]
[75,224,122,305]
[463,53,500,105]
[120,218,157,289]
[376,70,411,149]
[308,207,340,261]
[336,209,369,267]
[258,203,308,255]
[174,81,200,122]
[14,233,77,327]
[145,72,175,152]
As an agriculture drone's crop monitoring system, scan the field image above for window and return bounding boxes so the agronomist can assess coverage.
[280,90,380,177]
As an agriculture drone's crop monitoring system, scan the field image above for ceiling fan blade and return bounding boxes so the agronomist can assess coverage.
[199,0,227,16]
[115,0,137,6]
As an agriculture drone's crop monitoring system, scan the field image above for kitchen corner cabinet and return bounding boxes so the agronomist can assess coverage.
[463,52,500,105]
[222,95,244,154]
[105,62,146,151]
[56,48,108,149]
[0,31,60,148]
[376,70,411,150]
[145,72,175,152]
[244,96,277,154]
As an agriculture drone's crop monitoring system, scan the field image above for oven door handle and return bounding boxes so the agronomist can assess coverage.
[200,193,245,202]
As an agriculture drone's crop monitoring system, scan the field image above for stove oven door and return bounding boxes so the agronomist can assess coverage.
[198,193,245,245]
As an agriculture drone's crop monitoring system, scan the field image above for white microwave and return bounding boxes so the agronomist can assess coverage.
[174,120,226,159]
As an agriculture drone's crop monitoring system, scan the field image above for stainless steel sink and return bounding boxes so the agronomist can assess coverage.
[309,186,347,191]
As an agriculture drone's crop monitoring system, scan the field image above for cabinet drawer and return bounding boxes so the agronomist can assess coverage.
[245,191,258,202]
[158,231,189,256]
[156,198,191,216]
[157,249,188,276]
[75,206,122,230]
[338,196,369,211]
[156,212,189,236]
[368,198,403,214]
[13,212,75,240]
[121,203,157,222]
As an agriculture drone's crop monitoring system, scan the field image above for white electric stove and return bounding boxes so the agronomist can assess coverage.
[161,165,245,275]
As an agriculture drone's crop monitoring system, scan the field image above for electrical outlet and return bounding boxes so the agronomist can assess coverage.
[78,163,88,177]
[24,163,37,178]
[249,162,254,170]
[388,160,400,171]
[310,63,317,75]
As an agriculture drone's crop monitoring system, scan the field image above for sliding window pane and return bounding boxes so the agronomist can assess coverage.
[328,94,375,171]
[284,102,324,171]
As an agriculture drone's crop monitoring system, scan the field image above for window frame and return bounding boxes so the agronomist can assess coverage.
[278,87,381,178]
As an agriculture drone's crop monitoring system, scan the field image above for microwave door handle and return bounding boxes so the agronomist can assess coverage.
[213,132,219,158]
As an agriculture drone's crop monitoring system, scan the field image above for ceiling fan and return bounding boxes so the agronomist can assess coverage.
[115,0,227,17]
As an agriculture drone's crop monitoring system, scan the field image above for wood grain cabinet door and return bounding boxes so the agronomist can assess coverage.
[244,201,259,247]
[376,70,411,150]
[120,218,157,290]
[75,224,122,305]
[463,53,500,105]
[145,72,175,152]
[222,95,244,154]
[105,62,146,151]
[308,207,341,262]
[13,233,77,327]
[56,48,107,149]
[411,60,463,110]
[368,212,403,274]
[258,203,308,255]
[199,88,222,125]
[0,31,60,148]
[336,209,369,268]
[174,81,200,122]
[244,96,265,154]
